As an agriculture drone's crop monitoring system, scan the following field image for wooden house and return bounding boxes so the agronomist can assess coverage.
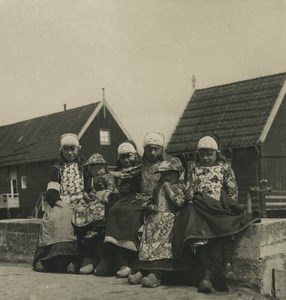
[167,72,286,216]
[0,100,131,218]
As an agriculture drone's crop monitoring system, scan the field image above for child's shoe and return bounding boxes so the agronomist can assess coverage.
[127,271,143,285]
[84,230,99,239]
[197,270,213,293]
[141,273,161,288]
[212,271,229,292]
[66,262,77,274]
[80,264,94,274]
[34,261,46,272]
[224,263,236,281]
[79,258,94,274]
[116,266,131,278]
[94,258,113,276]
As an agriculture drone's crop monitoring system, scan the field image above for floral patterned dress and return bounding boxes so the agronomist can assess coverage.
[189,162,238,202]
[60,162,84,205]
[72,171,116,227]
[172,161,259,258]
[139,182,186,264]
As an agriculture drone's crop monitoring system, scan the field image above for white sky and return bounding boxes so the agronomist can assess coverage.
[1,0,286,150]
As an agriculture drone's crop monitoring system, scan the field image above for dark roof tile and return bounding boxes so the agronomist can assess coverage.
[167,72,286,153]
[0,103,98,166]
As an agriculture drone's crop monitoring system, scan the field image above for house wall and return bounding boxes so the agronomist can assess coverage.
[0,161,53,218]
[232,147,259,193]
[18,161,53,217]
[80,107,129,167]
[0,105,129,218]
[261,96,286,191]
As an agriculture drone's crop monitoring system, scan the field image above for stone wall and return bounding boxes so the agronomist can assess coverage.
[0,218,285,297]
[0,219,41,264]
[233,218,286,297]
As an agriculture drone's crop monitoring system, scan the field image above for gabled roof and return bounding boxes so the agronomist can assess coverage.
[167,72,286,154]
[0,101,131,166]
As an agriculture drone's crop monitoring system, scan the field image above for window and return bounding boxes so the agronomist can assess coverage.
[99,129,111,145]
[21,176,27,189]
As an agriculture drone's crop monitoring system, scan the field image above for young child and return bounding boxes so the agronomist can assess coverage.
[72,152,117,238]
[128,156,187,288]
[190,135,238,292]
[33,133,84,273]
[173,135,259,293]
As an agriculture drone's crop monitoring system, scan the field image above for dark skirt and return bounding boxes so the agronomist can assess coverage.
[105,194,148,242]
[138,257,193,272]
[173,191,260,258]
[33,241,78,272]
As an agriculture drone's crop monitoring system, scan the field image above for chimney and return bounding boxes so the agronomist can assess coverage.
[64,104,67,111]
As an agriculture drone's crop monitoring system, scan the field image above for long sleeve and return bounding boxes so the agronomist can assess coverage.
[162,182,186,207]
[103,172,116,193]
[169,183,186,207]
[186,168,196,200]
[46,165,61,207]
[223,164,238,202]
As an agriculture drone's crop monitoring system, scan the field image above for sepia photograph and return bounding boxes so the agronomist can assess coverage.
[0,0,286,299]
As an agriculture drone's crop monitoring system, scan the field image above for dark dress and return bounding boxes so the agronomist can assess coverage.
[104,167,144,251]
[172,162,260,258]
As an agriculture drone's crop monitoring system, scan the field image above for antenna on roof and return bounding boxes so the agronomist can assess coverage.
[192,75,196,89]
[102,88,106,119]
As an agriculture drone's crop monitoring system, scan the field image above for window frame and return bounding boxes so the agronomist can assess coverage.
[99,129,111,145]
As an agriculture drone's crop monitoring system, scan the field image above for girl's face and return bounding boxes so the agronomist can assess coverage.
[161,171,180,184]
[144,145,163,163]
[119,153,136,168]
[198,149,217,166]
[62,145,79,162]
[89,164,105,176]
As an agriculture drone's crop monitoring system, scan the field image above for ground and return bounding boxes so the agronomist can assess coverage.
[0,263,267,300]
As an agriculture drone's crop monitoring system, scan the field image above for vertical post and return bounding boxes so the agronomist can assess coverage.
[7,208,11,219]
[259,191,267,218]
[246,192,252,215]
[259,179,268,218]
[102,88,106,119]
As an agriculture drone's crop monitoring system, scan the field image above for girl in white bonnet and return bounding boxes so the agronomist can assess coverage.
[173,134,259,293]
[95,140,142,277]
[33,133,84,273]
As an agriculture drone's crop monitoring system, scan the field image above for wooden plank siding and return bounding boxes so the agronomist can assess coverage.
[17,161,53,217]
[80,107,128,167]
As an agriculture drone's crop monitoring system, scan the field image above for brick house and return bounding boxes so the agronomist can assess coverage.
[167,72,286,215]
[0,100,131,218]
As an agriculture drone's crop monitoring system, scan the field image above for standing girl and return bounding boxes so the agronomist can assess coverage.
[132,156,187,288]
[173,135,259,293]
[33,133,84,273]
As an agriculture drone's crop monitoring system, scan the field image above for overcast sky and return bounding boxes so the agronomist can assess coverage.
[1,0,286,150]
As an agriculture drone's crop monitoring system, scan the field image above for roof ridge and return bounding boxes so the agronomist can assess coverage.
[196,71,286,92]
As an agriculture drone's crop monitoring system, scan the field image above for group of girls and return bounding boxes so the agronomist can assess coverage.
[33,132,259,294]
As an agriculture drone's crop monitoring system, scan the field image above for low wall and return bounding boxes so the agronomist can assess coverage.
[233,218,286,297]
[0,218,285,296]
[0,219,41,264]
